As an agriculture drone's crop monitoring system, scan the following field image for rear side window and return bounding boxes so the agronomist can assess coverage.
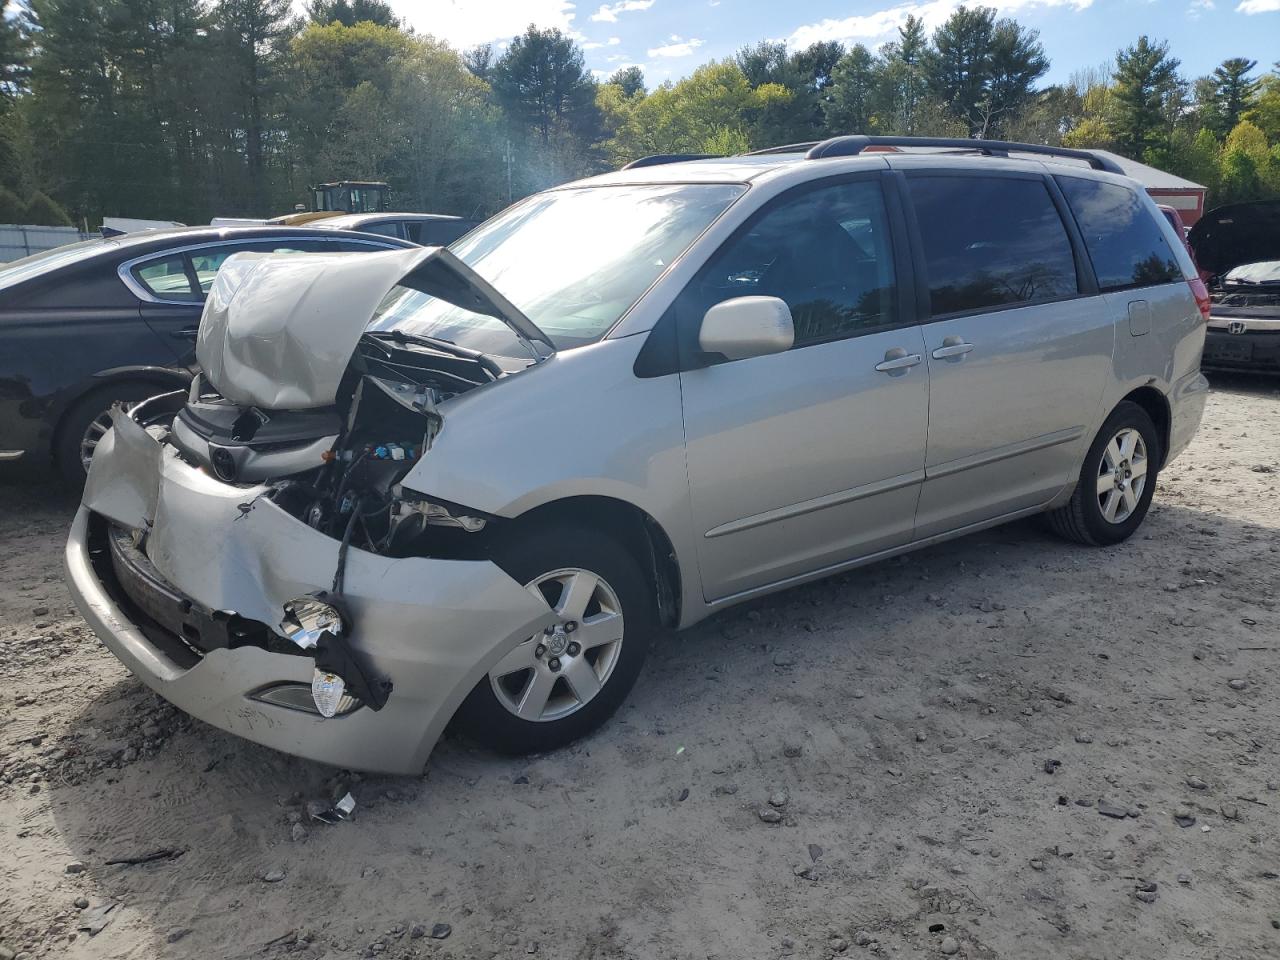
[907,175,1077,316]
[133,255,198,301]
[132,239,395,301]
[1056,177,1182,291]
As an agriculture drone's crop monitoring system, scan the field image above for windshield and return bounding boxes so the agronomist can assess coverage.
[0,237,113,291]
[366,182,745,354]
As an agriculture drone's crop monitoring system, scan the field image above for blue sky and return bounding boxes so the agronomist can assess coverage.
[397,0,1279,87]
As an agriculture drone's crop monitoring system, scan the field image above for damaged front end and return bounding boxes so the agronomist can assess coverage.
[178,244,552,558]
[64,247,559,773]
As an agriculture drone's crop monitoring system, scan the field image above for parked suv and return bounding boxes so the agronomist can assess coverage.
[66,137,1209,773]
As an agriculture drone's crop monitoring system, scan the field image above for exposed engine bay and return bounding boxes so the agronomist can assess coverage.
[143,243,556,569]
[155,332,515,563]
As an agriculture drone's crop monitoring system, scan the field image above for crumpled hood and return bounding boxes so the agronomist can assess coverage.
[197,246,551,409]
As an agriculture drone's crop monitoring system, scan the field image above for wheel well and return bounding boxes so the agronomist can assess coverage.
[51,374,187,466]
[1119,385,1171,467]
[507,496,682,628]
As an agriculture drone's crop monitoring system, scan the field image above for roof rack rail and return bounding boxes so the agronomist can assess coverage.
[744,142,820,156]
[622,153,718,170]
[803,135,1125,174]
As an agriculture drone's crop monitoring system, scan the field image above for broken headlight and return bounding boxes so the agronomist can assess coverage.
[279,595,343,650]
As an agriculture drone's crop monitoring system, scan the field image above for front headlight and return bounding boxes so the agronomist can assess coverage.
[279,595,343,650]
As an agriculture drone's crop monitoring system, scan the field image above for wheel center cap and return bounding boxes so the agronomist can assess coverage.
[546,628,569,656]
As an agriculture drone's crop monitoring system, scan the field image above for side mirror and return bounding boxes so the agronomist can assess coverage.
[698,296,794,362]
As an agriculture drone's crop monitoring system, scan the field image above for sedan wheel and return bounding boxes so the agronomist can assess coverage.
[79,408,117,474]
[488,568,626,723]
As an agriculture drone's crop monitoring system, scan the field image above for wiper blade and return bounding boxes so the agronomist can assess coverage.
[363,331,503,379]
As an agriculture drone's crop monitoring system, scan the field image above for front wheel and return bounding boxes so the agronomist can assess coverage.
[452,522,654,754]
[1047,401,1161,546]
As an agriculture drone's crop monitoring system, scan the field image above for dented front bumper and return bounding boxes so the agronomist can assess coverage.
[64,412,555,774]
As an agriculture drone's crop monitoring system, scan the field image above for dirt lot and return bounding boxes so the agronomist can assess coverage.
[1,375,1278,960]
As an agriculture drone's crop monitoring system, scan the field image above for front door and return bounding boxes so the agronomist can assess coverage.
[676,175,929,602]
[902,172,1115,539]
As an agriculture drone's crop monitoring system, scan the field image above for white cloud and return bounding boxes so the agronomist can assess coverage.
[648,35,705,58]
[590,0,656,22]
[1236,0,1278,11]
[786,0,1093,49]
[390,0,580,49]
[583,36,623,48]
[1187,0,1214,17]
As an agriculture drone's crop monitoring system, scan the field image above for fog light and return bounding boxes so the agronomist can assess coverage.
[250,682,362,716]
[279,595,343,650]
[311,669,347,718]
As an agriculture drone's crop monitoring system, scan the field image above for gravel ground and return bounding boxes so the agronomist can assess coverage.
[1,374,1278,960]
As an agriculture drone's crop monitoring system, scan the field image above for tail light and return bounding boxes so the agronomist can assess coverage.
[1188,277,1211,322]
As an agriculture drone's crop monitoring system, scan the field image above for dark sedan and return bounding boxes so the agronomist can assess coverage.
[0,225,414,483]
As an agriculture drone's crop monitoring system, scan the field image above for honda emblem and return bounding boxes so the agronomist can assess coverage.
[1228,321,1247,335]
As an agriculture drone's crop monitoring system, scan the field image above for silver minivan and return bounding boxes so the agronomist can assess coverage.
[66,137,1210,773]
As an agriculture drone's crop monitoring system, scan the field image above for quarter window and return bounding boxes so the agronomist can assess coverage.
[682,178,899,348]
[908,176,1078,316]
[133,255,197,301]
[1056,177,1182,291]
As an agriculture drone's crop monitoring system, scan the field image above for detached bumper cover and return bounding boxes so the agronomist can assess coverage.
[65,411,555,774]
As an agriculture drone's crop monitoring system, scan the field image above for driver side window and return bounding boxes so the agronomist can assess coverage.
[681,178,898,349]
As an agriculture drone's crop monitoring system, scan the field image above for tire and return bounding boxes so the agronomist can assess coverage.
[453,521,655,754]
[54,381,167,487]
[1047,401,1161,546]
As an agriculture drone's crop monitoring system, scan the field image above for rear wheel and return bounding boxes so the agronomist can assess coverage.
[453,522,654,754]
[55,381,167,486]
[1047,401,1161,546]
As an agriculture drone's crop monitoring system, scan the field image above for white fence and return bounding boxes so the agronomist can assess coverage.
[0,224,93,263]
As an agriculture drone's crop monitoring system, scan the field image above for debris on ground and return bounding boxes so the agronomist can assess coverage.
[77,901,121,936]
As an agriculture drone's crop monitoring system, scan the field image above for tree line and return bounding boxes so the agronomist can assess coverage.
[0,0,1277,228]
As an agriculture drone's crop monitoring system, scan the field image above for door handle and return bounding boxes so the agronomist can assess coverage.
[874,349,923,374]
[932,336,974,361]
[170,327,199,340]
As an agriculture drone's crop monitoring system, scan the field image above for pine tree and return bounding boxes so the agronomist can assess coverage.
[1109,37,1182,159]
[1207,58,1259,136]
[824,44,877,134]
[608,66,645,98]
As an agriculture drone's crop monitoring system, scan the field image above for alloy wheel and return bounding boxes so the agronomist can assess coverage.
[488,567,625,723]
[79,409,118,474]
[1096,427,1148,524]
